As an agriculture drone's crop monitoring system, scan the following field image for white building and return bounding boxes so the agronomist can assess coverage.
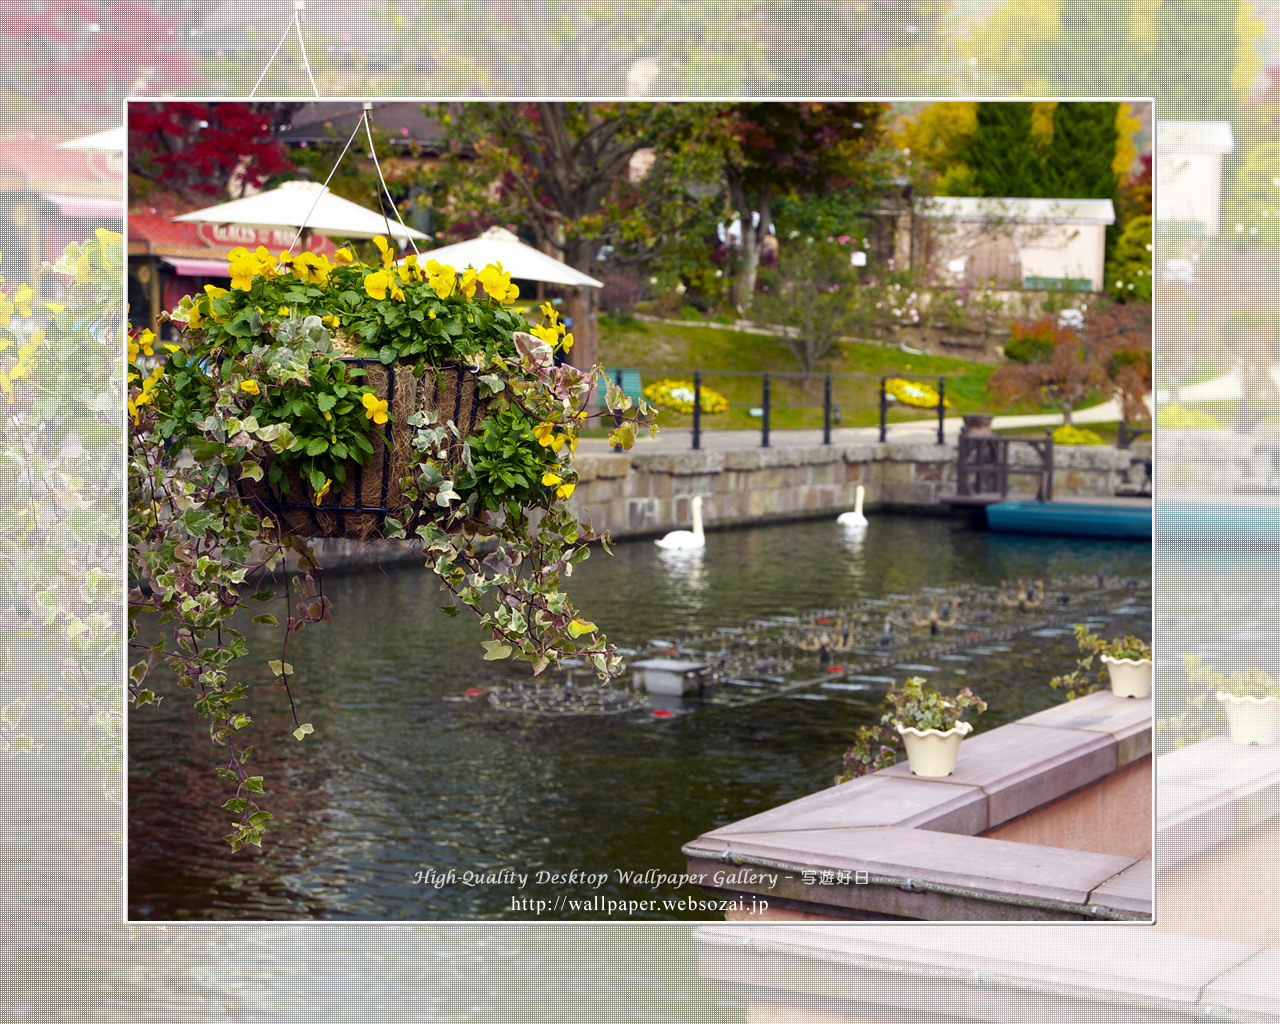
[903,196,1117,293]
[1155,120,1235,237]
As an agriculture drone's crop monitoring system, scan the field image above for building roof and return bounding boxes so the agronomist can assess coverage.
[127,210,338,261]
[918,196,1116,225]
[0,140,122,196]
[1156,120,1235,154]
[279,102,445,147]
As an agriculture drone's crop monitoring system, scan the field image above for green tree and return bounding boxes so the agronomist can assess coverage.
[753,239,873,376]
[716,102,885,311]
[431,102,725,372]
[965,103,1044,199]
[1105,215,1154,303]
[1042,102,1119,200]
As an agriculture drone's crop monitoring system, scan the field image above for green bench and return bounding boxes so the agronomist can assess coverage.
[599,367,644,409]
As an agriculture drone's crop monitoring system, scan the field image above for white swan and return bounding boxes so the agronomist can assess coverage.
[656,495,706,550]
[837,485,868,528]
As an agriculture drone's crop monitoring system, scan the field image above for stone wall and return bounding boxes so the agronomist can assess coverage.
[569,441,1135,540]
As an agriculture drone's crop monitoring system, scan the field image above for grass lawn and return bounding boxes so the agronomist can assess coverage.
[596,314,1048,432]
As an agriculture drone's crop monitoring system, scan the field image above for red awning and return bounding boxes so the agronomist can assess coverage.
[162,257,231,277]
[41,193,122,219]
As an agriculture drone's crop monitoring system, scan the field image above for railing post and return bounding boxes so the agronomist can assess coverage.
[937,376,946,445]
[692,371,702,450]
[879,376,888,443]
[823,374,832,445]
[1044,429,1054,502]
[611,368,624,453]
[761,373,771,448]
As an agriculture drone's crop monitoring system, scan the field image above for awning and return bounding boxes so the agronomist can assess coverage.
[41,193,121,219]
[162,257,232,277]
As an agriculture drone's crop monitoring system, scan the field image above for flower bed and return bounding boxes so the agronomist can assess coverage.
[1052,424,1106,445]
[642,378,729,415]
[885,377,949,409]
[1158,404,1221,429]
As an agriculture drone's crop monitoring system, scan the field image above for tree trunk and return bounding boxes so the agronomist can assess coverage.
[727,169,770,313]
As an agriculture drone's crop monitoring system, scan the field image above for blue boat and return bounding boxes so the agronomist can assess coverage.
[986,500,1151,540]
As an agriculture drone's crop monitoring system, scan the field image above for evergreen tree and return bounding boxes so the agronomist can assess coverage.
[1043,102,1120,199]
[1043,102,1122,259]
[966,103,1043,198]
[1057,0,1132,98]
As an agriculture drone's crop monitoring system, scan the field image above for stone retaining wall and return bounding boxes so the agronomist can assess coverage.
[569,442,1135,539]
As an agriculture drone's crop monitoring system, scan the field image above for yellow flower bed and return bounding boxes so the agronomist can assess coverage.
[1158,405,1221,429]
[885,377,949,409]
[642,379,729,415]
[1052,424,1106,445]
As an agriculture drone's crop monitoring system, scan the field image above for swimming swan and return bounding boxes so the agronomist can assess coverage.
[656,495,706,550]
[837,485,868,528]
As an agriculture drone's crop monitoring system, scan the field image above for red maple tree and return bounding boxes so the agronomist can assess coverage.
[128,102,299,202]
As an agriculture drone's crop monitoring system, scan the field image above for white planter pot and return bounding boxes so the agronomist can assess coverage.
[1217,692,1280,746]
[896,720,973,778]
[1101,656,1152,699]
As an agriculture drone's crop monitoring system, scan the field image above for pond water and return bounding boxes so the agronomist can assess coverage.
[128,514,1150,922]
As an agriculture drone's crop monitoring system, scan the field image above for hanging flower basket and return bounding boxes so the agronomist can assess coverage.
[237,359,486,541]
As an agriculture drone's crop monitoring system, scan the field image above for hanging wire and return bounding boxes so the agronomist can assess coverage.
[294,2,320,97]
[362,103,422,259]
[285,114,366,254]
[250,0,320,99]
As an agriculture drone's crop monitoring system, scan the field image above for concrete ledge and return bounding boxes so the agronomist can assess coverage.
[685,827,1148,921]
[878,722,1118,829]
[694,925,1278,1021]
[684,690,1152,921]
[1157,738,1280,866]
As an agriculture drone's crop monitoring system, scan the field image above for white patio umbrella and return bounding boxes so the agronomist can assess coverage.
[173,180,429,244]
[423,226,603,287]
[56,126,126,152]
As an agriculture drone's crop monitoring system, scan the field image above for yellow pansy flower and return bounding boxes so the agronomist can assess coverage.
[313,478,332,505]
[204,283,229,301]
[240,380,261,395]
[44,302,64,313]
[12,284,33,317]
[362,392,390,424]
[294,251,332,285]
[539,301,558,321]
[333,247,354,265]
[459,267,477,300]
[530,323,558,346]
[561,331,574,352]
[95,227,123,245]
[555,481,575,499]
[541,471,563,486]
[372,235,394,268]
[363,270,390,301]
[227,247,259,290]
[478,262,518,303]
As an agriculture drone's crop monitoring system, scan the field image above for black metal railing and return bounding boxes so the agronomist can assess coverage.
[607,367,953,450]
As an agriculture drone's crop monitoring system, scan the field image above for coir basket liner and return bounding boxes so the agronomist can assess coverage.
[239,359,486,541]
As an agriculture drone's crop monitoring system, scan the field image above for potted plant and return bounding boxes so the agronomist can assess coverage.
[889,676,987,777]
[1216,668,1280,746]
[835,677,986,782]
[1050,625,1152,700]
[128,239,657,850]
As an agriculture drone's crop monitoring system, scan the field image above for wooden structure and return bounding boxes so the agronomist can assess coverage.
[944,431,1055,507]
